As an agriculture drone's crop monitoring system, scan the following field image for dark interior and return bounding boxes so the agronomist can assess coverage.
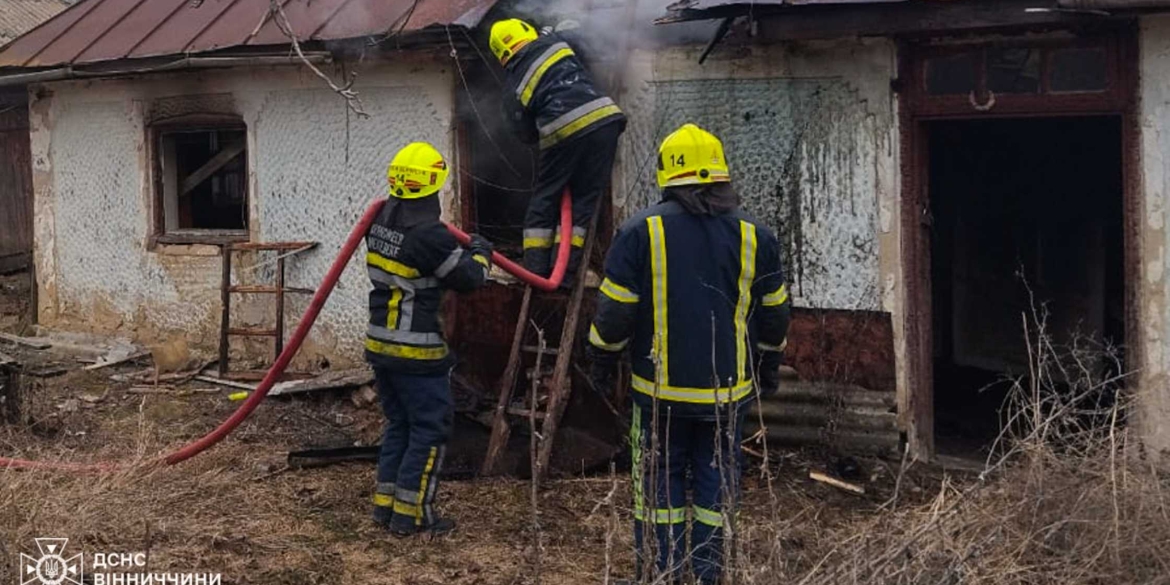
[166,128,248,231]
[928,116,1124,455]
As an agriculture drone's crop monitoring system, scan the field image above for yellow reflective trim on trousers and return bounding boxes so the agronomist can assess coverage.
[373,493,394,508]
[523,236,554,250]
[631,375,753,405]
[416,446,437,525]
[589,324,628,351]
[539,104,623,150]
[364,338,448,360]
[600,278,638,304]
[387,288,403,329]
[393,500,419,517]
[762,283,789,307]
[554,233,586,247]
[635,507,688,525]
[630,403,644,520]
[367,252,421,278]
[735,221,758,384]
[647,216,669,387]
[520,47,574,106]
[693,505,723,528]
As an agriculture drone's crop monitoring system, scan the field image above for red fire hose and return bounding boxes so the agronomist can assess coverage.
[0,190,575,472]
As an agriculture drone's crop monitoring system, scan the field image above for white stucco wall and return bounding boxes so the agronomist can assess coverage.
[29,57,455,366]
[1139,15,1170,457]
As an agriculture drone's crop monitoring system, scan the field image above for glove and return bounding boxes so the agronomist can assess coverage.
[467,234,493,258]
[756,350,783,400]
[587,346,620,394]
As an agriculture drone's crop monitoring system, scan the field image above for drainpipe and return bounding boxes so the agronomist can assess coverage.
[0,53,333,88]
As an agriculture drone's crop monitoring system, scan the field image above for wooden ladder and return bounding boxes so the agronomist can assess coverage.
[480,208,603,483]
[218,241,318,379]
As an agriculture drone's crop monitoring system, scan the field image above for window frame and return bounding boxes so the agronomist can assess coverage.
[149,113,251,247]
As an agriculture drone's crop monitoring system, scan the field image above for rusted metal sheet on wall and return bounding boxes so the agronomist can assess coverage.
[785,307,896,393]
[0,92,32,273]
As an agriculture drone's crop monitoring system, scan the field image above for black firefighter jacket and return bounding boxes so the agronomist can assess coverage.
[588,200,792,417]
[365,201,490,375]
[502,32,626,150]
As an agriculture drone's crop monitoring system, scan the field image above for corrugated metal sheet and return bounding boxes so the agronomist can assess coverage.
[0,0,69,45]
[747,382,900,456]
[0,0,494,69]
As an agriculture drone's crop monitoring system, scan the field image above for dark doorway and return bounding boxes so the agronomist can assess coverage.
[927,116,1125,455]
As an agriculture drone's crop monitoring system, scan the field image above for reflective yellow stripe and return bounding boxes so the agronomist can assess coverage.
[387,288,403,329]
[539,104,623,150]
[365,338,448,360]
[693,505,723,528]
[367,252,421,278]
[416,446,438,526]
[520,47,574,106]
[373,493,394,508]
[635,507,688,525]
[762,283,789,307]
[600,278,639,304]
[393,500,419,517]
[647,216,668,387]
[630,404,644,521]
[589,324,628,351]
[473,254,490,267]
[735,221,758,384]
[631,374,753,405]
[554,233,586,247]
[523,236,554,250]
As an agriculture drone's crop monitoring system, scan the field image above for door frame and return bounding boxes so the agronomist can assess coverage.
[897,25,1141,459]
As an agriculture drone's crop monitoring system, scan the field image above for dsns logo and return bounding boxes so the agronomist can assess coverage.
[19,538,83,585]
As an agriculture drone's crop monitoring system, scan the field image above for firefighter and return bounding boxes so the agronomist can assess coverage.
[488,18,627,282]
[366,142,493,537]
[588,124,792,583]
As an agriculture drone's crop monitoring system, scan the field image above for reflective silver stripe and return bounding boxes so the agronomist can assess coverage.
[424,445,446,504]
[399,293,415,331]
[368,266,439,290]
[435,248,465,279]
[538,97,615,138]
[367,324,445,345]
[524,228,554,239]
[757,340,787,353]
[395,488,419,503]
[516,42,570,101]
[377,482,396,495]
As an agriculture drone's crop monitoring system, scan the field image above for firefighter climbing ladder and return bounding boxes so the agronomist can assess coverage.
[480,201,604,482]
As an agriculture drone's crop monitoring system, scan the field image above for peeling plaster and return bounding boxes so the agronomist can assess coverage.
[30,59,454,366]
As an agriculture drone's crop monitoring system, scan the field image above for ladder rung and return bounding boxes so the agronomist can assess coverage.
[521,345,559,356]
[227,328,278,337]
[507,407,547,419]
[229,285,315,294]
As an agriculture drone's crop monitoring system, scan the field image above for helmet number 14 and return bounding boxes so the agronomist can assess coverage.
[670,154,686,167]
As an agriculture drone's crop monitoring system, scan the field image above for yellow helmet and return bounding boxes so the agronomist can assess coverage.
[489,18,538,66]
[387,142,449,199]
[656,123,731,189]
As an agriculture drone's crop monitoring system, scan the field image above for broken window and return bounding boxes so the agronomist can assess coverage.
[153,120,248,242]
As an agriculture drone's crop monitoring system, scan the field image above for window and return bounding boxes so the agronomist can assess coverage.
[153,118,248,243]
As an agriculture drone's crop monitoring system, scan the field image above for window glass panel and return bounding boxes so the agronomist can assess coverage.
[926,53,978,95]
[1050,48,1108,92]
[987,48,1040,94]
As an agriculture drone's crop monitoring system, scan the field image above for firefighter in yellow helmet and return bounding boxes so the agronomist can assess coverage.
[488,18,626,283]
[366,142,493,537]
[589,124,791,584]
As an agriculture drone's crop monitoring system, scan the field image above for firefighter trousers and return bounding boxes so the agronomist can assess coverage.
[631,402,746,585]
[371,367,452,530]
[522,122,625,283]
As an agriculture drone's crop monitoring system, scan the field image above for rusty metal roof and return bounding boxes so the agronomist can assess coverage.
[0,0,69,45]
[0,0,494,69]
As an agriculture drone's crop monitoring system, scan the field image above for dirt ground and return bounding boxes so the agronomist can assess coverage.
[0,271,967,584]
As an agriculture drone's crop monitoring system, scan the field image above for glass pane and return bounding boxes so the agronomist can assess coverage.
[987,48,1040,94]
[1050,48,1108,92]
[926,53,978,95]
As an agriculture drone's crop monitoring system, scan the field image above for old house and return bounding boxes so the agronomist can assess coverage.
[2,0,1169,462]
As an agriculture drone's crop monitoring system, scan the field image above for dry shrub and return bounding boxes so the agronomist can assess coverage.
[730,300,1170,585]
